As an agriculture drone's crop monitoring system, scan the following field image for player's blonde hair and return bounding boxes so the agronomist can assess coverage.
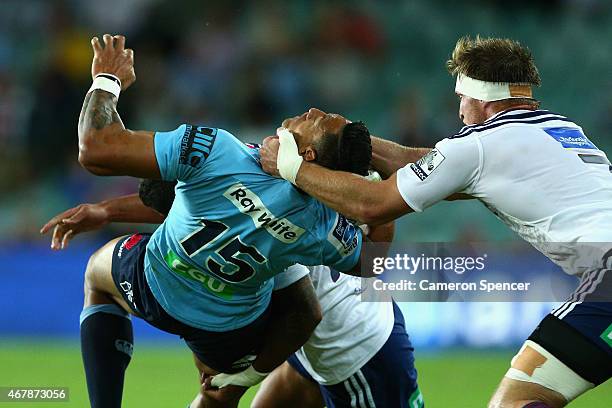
[447,36,541,86]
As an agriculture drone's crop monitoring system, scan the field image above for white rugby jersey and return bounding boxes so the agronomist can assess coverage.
[275,265,394,385]
[396,109,612,275]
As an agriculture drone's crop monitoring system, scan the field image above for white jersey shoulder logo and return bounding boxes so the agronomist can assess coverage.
[410,149,446,181]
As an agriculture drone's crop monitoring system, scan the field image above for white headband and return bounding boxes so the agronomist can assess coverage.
[455,74,533,102]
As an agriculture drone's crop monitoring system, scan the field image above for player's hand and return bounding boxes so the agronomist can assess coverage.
[90,34,135,90]
[201,377,246,407]
[40,204,110,250]
[260,135,281,177]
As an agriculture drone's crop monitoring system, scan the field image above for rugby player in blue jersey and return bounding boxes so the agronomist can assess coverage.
[44,178,421,408]
[45,34,393,408]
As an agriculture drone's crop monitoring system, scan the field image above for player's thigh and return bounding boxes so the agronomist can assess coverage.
[251,362,324,408]
[83,235,132,313]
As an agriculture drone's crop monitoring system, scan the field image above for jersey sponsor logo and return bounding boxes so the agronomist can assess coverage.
[410,149,445,181]
[164,250,234,299]
[328,214,359,257]
[224,183,305,244]
[179,125,218,167]
[544,127,597,150]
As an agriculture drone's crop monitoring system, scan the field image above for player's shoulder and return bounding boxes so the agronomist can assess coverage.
[449,109,576,140]
[157,123,244,167]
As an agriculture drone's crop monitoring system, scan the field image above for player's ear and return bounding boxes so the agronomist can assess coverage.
[301,145,317,162]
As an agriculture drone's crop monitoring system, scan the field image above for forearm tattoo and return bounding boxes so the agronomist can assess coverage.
[79,90,121,133]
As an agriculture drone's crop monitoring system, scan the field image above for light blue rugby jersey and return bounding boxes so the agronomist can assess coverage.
[145,124,362,332]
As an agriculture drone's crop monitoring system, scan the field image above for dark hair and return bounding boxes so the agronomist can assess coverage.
[314,121,372,176]
[138,179,177,216]
[447,36,541,86]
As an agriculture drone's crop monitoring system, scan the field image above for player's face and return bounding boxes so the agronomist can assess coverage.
[457,93,488,125]
[282,108,349,156]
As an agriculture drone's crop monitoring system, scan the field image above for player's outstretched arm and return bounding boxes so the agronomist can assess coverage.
[40,194,165,249]
[371,136,431,178]
[78,34,160,178]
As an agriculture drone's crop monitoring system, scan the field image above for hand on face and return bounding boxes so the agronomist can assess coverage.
[260,135,281,177]
[90,34,135,90]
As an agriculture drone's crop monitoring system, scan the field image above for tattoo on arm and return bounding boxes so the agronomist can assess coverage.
[79,90,123,134]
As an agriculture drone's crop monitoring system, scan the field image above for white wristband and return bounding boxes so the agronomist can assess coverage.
[210,365,270,388]
[276,127,303,184]
[88,73,121,99]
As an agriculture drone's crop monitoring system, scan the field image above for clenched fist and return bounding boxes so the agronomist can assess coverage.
[91,34,135,90]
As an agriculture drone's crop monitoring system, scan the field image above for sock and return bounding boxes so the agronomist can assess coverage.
[80,304,133,408]
[522,403,553,408]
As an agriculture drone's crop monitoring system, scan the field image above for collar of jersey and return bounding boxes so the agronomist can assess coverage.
[484,108,544,124]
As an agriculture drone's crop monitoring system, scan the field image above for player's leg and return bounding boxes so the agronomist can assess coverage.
[357,301,423,407]
[489,377,565,408]
[317,302,424,408]
[489,277,612,408]
[189,353,228,408]
[251,357,324,408]
[80,235,139,408]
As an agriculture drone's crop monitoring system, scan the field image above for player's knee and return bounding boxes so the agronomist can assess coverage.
[84,249,106,294]
[83,238,121,306]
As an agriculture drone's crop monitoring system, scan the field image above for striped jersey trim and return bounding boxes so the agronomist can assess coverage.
[343,370,376,407]
[451,110,573,139]
[553,268,608,319]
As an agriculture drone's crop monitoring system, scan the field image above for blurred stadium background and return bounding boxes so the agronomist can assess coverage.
[0,0,610,406]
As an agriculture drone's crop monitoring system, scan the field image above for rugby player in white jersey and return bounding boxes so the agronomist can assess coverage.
[252,265,424,408]
[261,36,612,408]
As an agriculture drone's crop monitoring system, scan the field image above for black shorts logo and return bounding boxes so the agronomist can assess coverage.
[120,281,135,305]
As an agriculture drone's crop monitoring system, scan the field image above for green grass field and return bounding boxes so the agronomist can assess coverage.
[0,342,609,407]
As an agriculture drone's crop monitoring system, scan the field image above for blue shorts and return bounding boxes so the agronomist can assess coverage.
[111,233,271,373]
[533,269,612,385]
[288,302,424,408]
